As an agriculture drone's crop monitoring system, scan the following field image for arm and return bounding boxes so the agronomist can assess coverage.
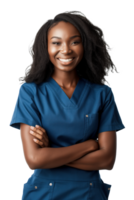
[65,131,117,171]
[20,123,97,169]
[30,125,99,171]
[65,149,110,170]
[33,140,98,169]
[24,124,116,170]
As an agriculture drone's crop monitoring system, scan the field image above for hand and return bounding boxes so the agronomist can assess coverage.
[93,139,100,150]
[30,125,50,148]
[83,139,100,153]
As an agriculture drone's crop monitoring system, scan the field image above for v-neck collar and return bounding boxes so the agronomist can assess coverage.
[48,76,86,107]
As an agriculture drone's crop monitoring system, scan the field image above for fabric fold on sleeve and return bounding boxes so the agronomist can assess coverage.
[97,86,125,135]
[9,83,42,130]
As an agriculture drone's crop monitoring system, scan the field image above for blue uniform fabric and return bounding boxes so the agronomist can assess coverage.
[9,77,125,199]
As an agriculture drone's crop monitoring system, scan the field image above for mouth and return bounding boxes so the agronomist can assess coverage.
[57,57,75,65]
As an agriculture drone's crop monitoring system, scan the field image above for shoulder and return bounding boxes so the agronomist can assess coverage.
[20,82,36,90]
[20,81,48,97]
[82,78,112,99]
[81,79,115,105]
[20,82,37,96]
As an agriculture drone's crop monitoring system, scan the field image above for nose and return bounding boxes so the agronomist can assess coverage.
[60,43,72,54]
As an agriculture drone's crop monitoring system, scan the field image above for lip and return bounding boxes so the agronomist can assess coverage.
[57,57,75,65]
[57,57,75,59]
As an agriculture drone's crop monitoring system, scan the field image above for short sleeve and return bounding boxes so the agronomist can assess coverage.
[9,83,42,130]
[97,86,125,135]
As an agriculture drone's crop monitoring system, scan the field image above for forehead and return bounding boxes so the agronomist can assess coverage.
[47,21,80,39]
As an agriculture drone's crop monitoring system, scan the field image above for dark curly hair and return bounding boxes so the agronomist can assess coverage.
[19,10,118,85]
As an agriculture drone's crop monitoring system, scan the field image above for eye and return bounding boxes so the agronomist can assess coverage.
[52,41,80,45]
[52,42,60,45]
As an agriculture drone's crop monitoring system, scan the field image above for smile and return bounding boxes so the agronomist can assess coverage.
[57,57,75,65]
[59,58,73,61]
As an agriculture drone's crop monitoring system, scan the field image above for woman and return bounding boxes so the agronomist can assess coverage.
[9,11,125,200]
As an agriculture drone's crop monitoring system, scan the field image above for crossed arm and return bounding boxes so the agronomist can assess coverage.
[24,124,117,171]
[35,132,116,171]
[65,148,112,171]
[66,131,116,171]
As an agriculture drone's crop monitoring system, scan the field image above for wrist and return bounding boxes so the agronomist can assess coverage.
[93,140,99,150]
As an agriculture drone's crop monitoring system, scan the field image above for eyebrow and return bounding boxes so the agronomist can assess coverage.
[50,35,81,40]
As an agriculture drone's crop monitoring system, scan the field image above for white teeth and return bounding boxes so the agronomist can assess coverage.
[59,58,73,62]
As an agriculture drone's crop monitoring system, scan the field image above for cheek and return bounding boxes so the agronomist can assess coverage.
[48,45,58,59]
[77,45,84,59]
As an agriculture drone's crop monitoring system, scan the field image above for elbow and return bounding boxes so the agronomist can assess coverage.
[106,146,116,170]
[106,157,115,170]
[101,150,115,170]
[26,155,37,170]
[27,162,35,170]
[26,148,50,169]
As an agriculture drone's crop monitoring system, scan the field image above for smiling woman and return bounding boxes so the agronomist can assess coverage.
[18,10,117,85]
[9,11,125,200]
[47,20,84,88]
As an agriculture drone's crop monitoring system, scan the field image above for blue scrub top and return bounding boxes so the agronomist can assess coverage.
[9,77,125,182]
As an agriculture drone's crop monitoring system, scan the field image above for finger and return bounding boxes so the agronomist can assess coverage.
[35,128,44,137]
[30,129,49,146]
[35,125,46,133]
[35,127,49,141]
[34,138,49,148]
[32,132,48,147]
[30,130,42,140]
[33,129,50,147]
[33,138,44,147]
[34,132,43,141]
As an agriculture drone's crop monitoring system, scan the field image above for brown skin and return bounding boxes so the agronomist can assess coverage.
[47,21,84,92]
[30,126,117,172]
[20,123,99,170]
[20,21,116,170]
[30,125,99,172]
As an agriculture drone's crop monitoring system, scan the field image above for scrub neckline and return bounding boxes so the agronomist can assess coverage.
[51,76,81,99]
[48,76,86,107]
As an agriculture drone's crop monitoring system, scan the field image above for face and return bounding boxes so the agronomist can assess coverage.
[47,21,84,73]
